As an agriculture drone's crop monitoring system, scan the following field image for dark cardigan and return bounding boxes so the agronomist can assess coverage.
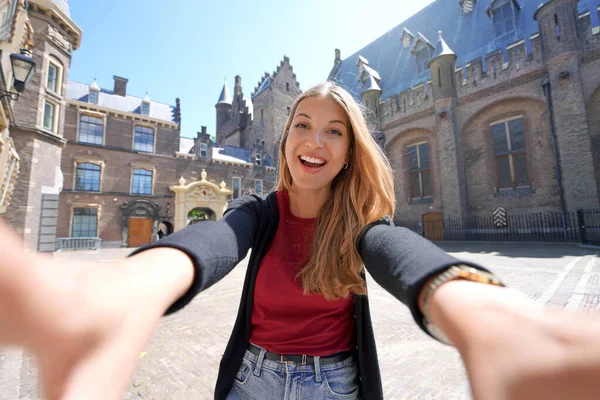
[130,192,486,399]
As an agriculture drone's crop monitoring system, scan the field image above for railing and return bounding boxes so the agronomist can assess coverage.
[55,237,102,251]
[397,210,585,243]
[578,209,600,246]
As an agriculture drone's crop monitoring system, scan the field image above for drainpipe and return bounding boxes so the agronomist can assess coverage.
[542,78,568,242]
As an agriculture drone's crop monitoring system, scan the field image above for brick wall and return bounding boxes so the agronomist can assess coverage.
[6,130,62,249]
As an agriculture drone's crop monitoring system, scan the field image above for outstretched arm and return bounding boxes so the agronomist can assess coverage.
[361,223,600,400]
[0,197,259,400]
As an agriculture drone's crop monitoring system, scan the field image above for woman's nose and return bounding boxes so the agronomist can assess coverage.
[304,129,324,148]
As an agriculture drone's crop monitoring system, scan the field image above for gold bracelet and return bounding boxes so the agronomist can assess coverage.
[422,265,505,345]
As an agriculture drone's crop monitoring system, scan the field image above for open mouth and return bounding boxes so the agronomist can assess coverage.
[299,155,327,169]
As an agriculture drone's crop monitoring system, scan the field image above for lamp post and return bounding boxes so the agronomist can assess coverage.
[0,48,36,101]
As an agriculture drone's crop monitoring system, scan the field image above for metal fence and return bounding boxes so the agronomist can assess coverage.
[396,210,589,243]
[579,209,600,246]
[55,237,102,251]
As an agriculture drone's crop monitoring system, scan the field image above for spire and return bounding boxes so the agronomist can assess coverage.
[217,79,232,105]
[143,92,150,102]
[90,78,100,91]
[431,31,455,60]
[363,74,381,93]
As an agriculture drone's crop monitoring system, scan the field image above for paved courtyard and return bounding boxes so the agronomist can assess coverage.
[1,242,599,399]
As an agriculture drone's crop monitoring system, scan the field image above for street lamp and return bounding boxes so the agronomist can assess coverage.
[0,49,36,101]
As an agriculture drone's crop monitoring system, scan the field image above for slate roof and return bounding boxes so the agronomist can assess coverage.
[330,0,600,100]
[221,145,273,167]
[179,137,195,154]
[67,80,177,123]
[217,81,232,105]
[213,148,253,166]
[177,139,272,167]
[252,76,271,98]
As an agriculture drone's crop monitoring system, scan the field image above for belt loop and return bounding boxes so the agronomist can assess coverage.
[314,356,322,383]
[253,347,266,377]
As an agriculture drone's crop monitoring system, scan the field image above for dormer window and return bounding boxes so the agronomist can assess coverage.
[200,143,207,158]
[255,153,262,166]
[401,28,414,49]
[412,33,434,74]
[89,78,100,105]
[415,47,433,74]
[89,90,99,105]
[460,0,475,14]
[141,93,150,116]
[488,0,518,37]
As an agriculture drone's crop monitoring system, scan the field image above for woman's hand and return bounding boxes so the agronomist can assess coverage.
[428,280,600,400]
[0,220,194,400]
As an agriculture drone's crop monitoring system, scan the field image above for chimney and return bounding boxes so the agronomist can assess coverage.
[335,49,341,61]
[113,75,128,97]
[201,126,207,135]
[234,75,242,96]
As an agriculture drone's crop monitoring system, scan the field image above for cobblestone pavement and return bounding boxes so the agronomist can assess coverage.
[1,242,599,400]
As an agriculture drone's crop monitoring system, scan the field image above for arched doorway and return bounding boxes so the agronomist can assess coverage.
[170,169,232,232]
[121,200,160,247]
[157,220,174,239]
[187,207,216,225]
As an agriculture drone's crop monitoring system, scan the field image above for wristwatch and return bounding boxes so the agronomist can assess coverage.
[422,265,505,345]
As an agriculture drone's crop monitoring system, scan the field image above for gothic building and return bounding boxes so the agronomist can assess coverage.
[329,0,600,235]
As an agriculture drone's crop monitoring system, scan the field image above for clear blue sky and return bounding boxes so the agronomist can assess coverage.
[68,0,434,139]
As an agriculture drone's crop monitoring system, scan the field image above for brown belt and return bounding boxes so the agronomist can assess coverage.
[248,344,354,366]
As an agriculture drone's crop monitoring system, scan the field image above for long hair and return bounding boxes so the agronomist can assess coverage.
[276,82,395,300]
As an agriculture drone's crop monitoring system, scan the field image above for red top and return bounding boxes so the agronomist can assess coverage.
[249,191,355,356]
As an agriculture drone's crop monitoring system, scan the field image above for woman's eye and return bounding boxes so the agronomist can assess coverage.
[295,123,308,129]
[329,129,342,136]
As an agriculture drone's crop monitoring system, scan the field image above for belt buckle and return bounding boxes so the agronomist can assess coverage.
[280,354,307,365]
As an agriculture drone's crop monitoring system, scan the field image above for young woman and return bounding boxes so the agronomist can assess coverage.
[1,83,600,400]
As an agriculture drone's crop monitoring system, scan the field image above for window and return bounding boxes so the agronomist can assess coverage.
[131,168,153,195]
[255,153,262,166]
[78,114,104,145]
[254,179,263,195]
[0,1,19,41]
[43,100,57,132]
[200,143,208,157]
[491,118,528,188]
[408,142,431,198]
[71,207,98,238]
[133,126,154,153]
[47,62,58,92]
[141,102,150,116]
[89,90,99,105]
[75,163,101,192]
[415,47,433,74]
[286,82,290,91]
[232,177,241,199]
[492,2,515,37]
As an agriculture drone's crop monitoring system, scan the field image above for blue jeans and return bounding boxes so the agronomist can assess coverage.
[226,344,360,400]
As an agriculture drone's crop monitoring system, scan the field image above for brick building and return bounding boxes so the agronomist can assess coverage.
[4,0,81,251]
[329,0,600,236]
[0,0,35,216]
[55,56,299,249]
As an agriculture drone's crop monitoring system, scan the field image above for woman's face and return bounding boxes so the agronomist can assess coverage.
[284,96,351,192]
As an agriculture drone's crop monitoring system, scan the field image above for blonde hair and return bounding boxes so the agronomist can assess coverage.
[276,82,395,300]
